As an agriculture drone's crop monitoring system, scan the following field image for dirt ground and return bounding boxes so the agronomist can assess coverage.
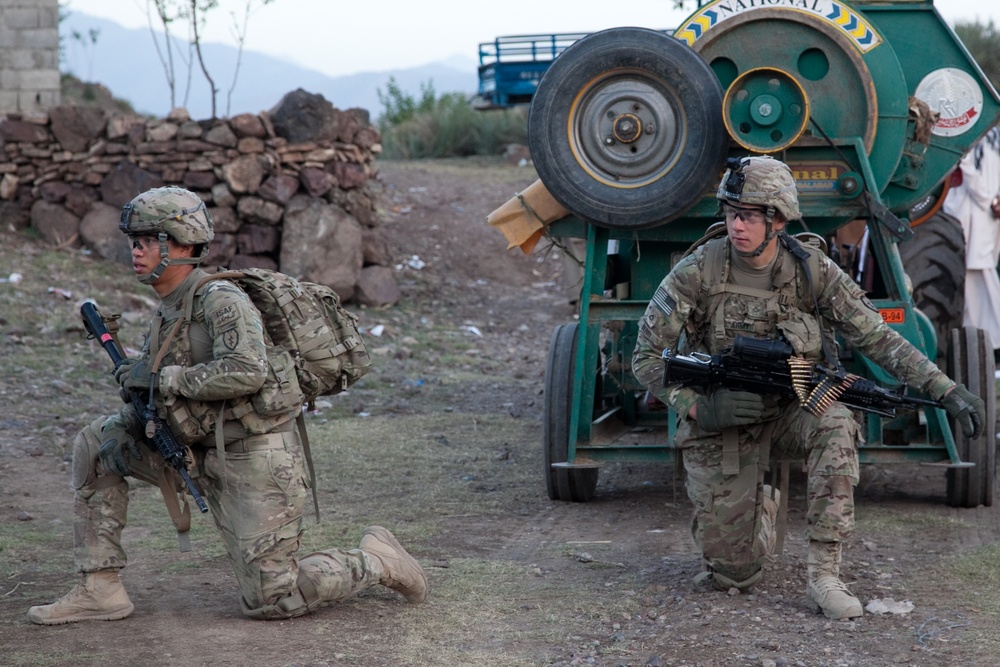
[2,157,1000,667]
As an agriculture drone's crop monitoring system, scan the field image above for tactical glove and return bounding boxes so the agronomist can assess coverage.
[941,383,987,440]
[114,358,153,395]
[98,415,142,477]
[695,389,765,432]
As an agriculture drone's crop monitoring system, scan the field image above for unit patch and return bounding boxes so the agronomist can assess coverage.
[223,328,240,350]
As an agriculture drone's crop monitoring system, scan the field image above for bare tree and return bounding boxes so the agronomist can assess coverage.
[225,0,276,117]
[146,0,277,118]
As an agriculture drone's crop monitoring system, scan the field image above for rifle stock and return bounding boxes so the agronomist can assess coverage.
[81,301,208,514]
[662,335,942,418]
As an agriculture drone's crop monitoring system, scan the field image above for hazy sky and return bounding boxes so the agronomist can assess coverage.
[64,0,1000,78]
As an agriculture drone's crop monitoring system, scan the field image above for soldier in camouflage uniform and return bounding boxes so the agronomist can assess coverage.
[632,156,986,620]
[28,187,427,625]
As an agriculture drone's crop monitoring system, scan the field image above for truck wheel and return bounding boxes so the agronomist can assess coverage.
[945,327,996,508]
[528,27,726,230]
[897,211,965,360]
[544,323,599,501]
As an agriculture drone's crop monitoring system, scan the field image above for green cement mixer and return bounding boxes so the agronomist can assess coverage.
[527,0,1000,507]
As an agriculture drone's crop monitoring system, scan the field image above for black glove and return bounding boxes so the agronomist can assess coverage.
[114,358,153,394]
[941,383,987,439]
[695,389,765,432]
[98,415,142,477]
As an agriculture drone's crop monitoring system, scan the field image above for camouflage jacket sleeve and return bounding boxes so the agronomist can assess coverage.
[159,280,268,401]
[631,251,704,418]
[815,254,955,399]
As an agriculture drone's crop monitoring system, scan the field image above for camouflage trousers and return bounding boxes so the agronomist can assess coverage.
[71,415,385,619]
[678,401,860,587]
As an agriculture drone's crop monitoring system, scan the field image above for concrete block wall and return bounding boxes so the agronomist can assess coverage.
[0,0,61,114]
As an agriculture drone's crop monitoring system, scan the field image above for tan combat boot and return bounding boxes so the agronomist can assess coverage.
[27,570,134,625]
[806,540,863,620]
[759,485,780,557]
[359,526,428,603]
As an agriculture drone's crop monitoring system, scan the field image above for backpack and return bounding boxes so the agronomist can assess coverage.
[198,268,372,405]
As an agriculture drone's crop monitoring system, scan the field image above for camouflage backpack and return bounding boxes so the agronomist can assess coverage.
[196,268,372,405]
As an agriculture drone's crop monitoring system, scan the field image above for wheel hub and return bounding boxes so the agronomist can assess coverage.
[571,74,679,186]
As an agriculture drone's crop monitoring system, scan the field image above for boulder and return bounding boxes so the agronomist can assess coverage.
[355,265,400,307]
[100,160,164,208]
[49,106,108,152]
[31,201,80,247]
[280,195,363,299]
[207,205,241,234]
[268,89,340,144]
[221,154,269,194]
[236,223,281,255]
[362,227,392,266]
[203,232,237,268]
[258,173,299,205]
[237,196,284,225]
[0,119,51,143]
[230,113,266,138]
[80,201,131,265]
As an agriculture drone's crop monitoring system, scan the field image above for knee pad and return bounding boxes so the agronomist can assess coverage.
[72,417,107,491]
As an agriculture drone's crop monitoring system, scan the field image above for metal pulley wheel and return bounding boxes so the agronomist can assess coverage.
[723,67,809,152]
[528,27,727,229]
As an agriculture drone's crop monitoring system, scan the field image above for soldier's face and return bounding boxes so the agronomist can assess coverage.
[130,235,192,282]
[724,203,786,253]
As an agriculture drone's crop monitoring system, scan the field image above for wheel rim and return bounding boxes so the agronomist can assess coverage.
[568,68,682,189]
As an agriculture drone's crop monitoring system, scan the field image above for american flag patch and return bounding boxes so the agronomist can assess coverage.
[652,286,676,317]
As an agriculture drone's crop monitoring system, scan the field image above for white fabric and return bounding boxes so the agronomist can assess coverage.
[964,269,1000,350]
[942,128,1000,349]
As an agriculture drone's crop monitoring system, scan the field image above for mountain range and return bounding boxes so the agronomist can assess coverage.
[60,12,480,121]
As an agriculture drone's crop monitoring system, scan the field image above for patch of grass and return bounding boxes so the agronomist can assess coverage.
[946,544,1000,616]
[855,504,971,537]
[5,650,103,667]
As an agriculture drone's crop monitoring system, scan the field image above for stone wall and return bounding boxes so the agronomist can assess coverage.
[0,90,400,306]
[0,0,61,114]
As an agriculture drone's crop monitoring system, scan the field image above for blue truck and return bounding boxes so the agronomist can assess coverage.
[474,32,594,108]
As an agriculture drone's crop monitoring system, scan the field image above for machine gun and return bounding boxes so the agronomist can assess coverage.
[80,301,209,516]
[662,335,943,419]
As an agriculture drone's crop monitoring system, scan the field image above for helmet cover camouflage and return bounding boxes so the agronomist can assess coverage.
[119,186,214,247]
[717,155,801,221]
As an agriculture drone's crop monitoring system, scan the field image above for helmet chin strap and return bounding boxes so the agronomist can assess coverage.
[135,233,203,285]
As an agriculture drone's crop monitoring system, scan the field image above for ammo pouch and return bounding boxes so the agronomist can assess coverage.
[250,344,305,417]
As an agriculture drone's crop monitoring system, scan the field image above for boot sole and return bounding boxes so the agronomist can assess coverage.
[28,603,134,625]
[363,526,428,603]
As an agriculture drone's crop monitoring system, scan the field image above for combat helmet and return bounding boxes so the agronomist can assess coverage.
[120,186,213,284]
[717,155,800,257]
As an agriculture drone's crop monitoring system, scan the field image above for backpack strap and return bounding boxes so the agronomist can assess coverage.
[295,412,321,523]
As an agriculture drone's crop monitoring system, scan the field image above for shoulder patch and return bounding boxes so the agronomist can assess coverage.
[212,303,240,330]
[652,285,676,317]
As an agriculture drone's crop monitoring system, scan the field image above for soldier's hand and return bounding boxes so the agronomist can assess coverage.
[114,358,153,394]
[98,415,142,477]
[695,389,765,432]
[942,383,986,439]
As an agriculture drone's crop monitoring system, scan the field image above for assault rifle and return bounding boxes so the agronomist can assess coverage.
[662,335,942,418]
[81,301,209,515]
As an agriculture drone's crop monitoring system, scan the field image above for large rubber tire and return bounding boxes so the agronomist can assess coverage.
[897,212,965,360]
[528,28,726,230]
[543,323,599,502]
[945,327,996,508]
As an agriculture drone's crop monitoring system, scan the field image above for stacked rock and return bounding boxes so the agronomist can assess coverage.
[0,89,399,305]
